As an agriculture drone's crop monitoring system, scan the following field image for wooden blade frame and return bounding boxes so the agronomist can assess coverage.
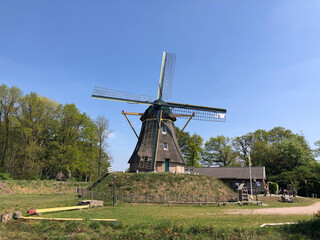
[157,52,176,101]
[92,86,154,105]
[157,52,167,101]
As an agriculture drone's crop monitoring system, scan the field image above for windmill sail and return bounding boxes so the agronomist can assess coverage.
[157,52,176,101]
[92,86,153,105]
[166,101,227,122]
[162,53,176,100]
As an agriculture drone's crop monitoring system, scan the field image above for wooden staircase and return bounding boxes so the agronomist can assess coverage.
[238,183,249,201]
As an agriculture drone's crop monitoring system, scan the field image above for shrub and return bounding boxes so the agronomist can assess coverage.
[269,182,279,194]
[32,175,42,180]
[0,173,12,180]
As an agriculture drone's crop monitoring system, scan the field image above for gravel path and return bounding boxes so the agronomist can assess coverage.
[224,201,320,215]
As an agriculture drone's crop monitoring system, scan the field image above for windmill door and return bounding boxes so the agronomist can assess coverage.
[165,159,170,172]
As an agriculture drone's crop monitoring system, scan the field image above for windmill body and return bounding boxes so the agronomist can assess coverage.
[128,105,185,173]
[92,52,227,173]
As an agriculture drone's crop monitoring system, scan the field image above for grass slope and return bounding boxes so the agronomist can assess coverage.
[0,180,90,195]
[92,173,236,201]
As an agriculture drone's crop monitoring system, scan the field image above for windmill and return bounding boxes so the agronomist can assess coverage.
[92,52,227,173]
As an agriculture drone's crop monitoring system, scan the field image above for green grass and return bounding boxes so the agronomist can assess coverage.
[0,180,90,195]
[92,173,236,202]
[257,195,319,208]
[43,201,313,229]
[0,194,79,213]
[1,193,320,239]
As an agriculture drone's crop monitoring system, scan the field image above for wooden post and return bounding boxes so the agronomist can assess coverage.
[177,113,195,138]
[122,111,139,138]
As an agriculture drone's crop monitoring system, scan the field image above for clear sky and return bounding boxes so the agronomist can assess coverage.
[1,1,320,170]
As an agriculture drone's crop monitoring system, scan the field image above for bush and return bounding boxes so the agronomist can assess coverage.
[32,175,41,180]
[269,182,279,194]
[0,173,12,180]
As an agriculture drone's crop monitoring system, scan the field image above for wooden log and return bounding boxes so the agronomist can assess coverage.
[27,205,89,214]
[17,216,118,222]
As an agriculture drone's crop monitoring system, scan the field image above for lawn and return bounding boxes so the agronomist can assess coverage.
[1,193,320,239]
[257,195,319,208]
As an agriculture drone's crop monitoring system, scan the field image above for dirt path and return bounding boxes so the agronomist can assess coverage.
[224,201,320,215]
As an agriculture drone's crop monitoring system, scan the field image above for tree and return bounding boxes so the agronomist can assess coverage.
[268,138,314,176]
[0,85,22,168]
[0,84,112,180]
[202,135,238,167]
[267,127,295,143]
[186,133,203,167]
[315,140,320,159]
[94,116,111,177]
[15,92,57,177]
[230,127,317,197]
[232,134,253,165]
[175,127,203,167]
[175,127,190,157]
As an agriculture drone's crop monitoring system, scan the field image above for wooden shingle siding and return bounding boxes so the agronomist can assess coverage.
[128,106,185,173]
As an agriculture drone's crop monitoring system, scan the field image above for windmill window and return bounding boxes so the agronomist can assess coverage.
[163,142,168,150]
[162,126,167,134]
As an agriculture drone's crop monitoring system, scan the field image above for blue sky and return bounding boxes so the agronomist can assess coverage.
[1,1,320,170]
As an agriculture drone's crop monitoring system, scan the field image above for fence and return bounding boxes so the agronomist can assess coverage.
[76,187,236,204]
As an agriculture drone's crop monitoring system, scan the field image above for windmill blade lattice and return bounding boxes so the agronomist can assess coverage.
[92,86,153,104]
[166,100,226,122]
[171,107,226,122]
[162,53,176,100]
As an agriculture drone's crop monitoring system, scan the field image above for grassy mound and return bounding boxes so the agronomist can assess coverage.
[92,173,236,201]
[0,180,90,195]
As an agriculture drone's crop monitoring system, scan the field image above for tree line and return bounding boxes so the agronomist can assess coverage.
[0,84,111,180]
[2,83,320,195]
[176,126,320,196]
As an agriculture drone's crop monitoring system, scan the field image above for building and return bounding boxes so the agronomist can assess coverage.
[128,105,186,173]
[185,166,267,193]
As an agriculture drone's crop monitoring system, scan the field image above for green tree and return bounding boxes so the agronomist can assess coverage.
[175,127,203,167]
[0,85,22,168]
[42,103,99,180]
[13,93,61,178]
[267,127,295,143]
[202,135,238,167]
[315,140,320,159]
[0,84,111,180]
[269,163,320,196]
[232,134,253,165]
[56,104,89,179]
[269,138,314,176]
